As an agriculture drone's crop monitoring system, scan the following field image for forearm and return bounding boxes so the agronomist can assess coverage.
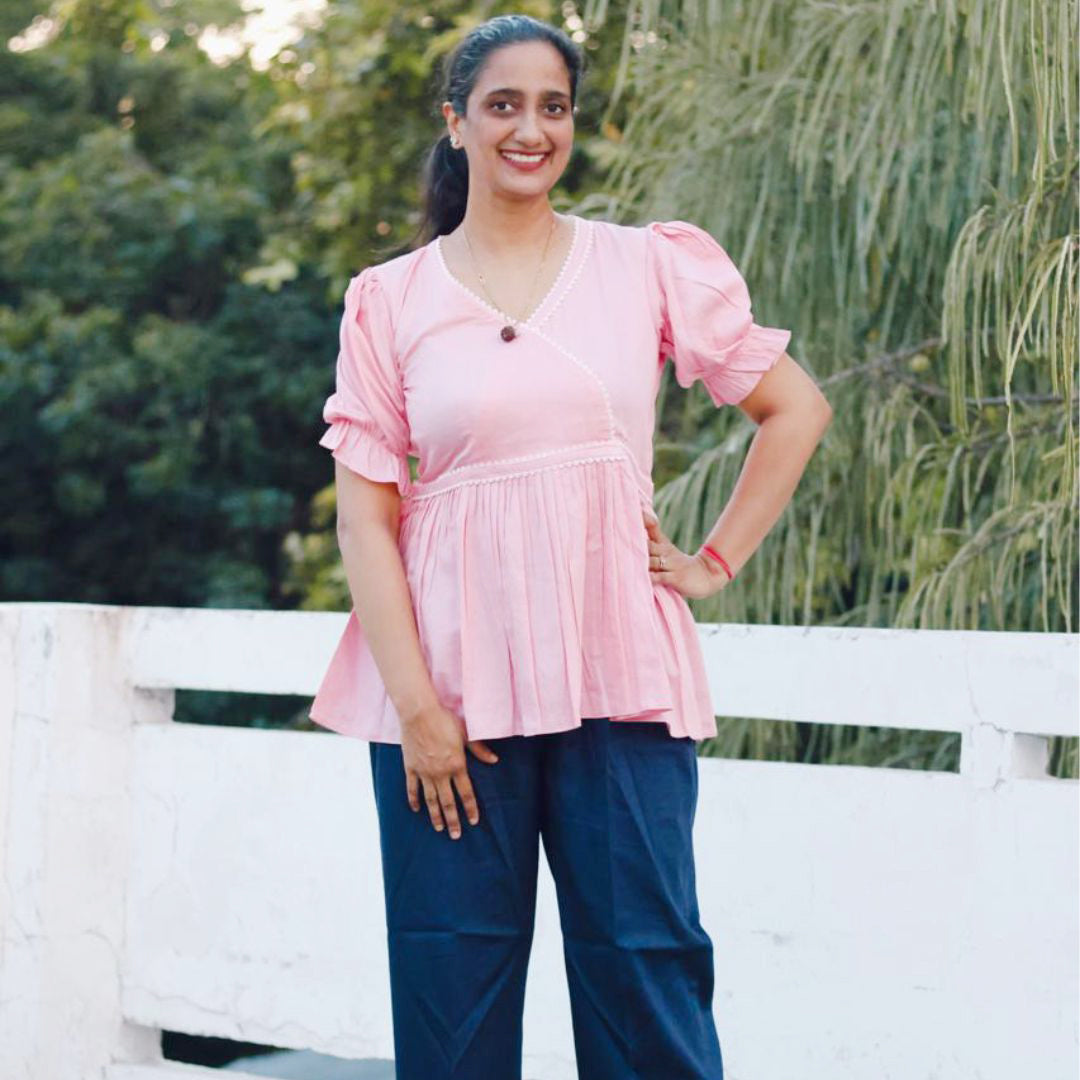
[337,518,440,724]
[696,407,831,586]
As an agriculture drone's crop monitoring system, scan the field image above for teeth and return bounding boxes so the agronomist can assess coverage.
[502,151,546,163]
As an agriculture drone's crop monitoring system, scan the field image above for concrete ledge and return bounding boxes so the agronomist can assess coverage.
[108,1063,270,1080]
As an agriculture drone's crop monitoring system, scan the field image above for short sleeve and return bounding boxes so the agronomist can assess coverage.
[647,219,792,407]
[318,267,412,496]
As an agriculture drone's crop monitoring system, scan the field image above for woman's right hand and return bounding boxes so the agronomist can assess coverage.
[400,703,499,839]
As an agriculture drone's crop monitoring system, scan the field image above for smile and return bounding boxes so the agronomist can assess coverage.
[499,150,550,169]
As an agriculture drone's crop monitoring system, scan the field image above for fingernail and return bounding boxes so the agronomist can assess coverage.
[451,829,460,839]
[469,815,479,825]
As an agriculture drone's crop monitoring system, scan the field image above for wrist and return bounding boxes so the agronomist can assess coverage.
[694,549,732,595]
[394,686,442,726]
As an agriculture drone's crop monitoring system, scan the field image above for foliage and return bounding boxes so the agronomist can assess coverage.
[0,8,331,606]
[590,0,1077,774]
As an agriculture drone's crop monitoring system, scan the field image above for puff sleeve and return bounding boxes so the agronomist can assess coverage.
[318,267,412,496]
[648,219,791,407]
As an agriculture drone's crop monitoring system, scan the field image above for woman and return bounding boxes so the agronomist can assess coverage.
[309,13,831,1080]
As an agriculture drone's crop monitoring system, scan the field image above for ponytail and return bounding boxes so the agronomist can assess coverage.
[422,132,471,238]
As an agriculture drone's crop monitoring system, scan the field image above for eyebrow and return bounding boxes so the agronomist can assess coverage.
[483,87,571,100]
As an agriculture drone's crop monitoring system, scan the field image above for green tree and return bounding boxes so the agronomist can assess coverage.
[0,0,332,607]
[595,0,1077,774]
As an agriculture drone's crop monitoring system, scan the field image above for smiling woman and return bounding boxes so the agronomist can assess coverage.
[309,12,825,1080]
[425,38,584,342]
[484,86,573,169]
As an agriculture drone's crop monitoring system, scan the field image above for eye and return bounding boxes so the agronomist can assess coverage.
[489,101,568,114]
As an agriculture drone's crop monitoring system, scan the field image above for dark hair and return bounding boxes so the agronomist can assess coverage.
[411,15,586,247]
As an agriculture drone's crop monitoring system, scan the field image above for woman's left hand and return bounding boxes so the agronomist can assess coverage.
[643,508,730,600]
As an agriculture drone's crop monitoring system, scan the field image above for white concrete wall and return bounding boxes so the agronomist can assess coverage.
[0,605,169,1079]
[1,603,1077,1080]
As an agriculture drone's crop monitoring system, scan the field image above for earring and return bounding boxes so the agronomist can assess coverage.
[450,135,460,148]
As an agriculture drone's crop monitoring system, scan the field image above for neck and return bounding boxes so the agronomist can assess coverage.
[455,197,561,255]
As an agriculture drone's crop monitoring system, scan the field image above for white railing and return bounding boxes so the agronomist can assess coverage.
[0,602,1076,1080]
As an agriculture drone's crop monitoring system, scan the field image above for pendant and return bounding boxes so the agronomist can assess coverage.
[501,324,517,342]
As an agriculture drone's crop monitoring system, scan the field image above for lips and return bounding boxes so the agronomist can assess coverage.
[499,150,550,170]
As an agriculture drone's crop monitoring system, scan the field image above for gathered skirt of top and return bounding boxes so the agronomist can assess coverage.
[309,442,718,744]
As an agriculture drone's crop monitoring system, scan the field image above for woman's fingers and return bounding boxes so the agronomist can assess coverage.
[643,509,673,565]
[417,770,482,837]
[466,738,500,764]
[421,775,445,832]
[406,769,421,812]
[400,705,492,836]
[436,775,462,839]
[644,512,673,573]
[454,768,481,828]
[643,510,663,545]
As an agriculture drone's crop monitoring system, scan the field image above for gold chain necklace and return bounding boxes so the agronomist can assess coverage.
[461,215,559,342]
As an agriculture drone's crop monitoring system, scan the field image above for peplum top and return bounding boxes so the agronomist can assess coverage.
[308,215,791,743]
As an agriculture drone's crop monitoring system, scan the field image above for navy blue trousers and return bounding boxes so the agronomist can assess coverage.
[368,716,725,1080]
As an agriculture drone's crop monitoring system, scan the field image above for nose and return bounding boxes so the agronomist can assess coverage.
[515,109,545,145]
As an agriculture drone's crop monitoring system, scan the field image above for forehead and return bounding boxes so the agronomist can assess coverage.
[472,40,571,95]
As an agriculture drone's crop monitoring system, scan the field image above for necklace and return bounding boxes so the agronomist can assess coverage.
[461,214,559,342]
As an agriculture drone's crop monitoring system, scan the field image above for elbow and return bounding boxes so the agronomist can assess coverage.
[803,381,834,432]
[749,390,833,431]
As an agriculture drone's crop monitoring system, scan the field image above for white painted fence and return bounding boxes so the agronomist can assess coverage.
[0,602,1076,1080]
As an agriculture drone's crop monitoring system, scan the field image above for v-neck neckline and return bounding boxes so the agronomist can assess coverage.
[434,214,583,331]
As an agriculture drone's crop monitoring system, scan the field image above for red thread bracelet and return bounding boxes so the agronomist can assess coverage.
[700,543,734,581]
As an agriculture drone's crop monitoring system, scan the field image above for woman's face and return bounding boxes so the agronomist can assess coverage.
[444,40,575,202]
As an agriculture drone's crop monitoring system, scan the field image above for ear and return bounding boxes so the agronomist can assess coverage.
[441,101,458,140]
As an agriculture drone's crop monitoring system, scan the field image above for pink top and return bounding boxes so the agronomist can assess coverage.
[308,215,791,743]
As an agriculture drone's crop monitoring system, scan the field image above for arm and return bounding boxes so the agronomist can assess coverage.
[333,461,440,724]
[700,351,832,584]
[334,462,496,839]
[320,269,491,835]
[646,352,833,596]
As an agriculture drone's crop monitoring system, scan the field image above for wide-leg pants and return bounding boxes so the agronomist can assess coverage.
[368,716,725,1080]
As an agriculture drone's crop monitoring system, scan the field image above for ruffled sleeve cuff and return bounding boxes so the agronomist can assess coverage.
[319,417,412,497]
[696,323,792,407]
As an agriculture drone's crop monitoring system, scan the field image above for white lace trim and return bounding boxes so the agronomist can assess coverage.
[406,451,631,502]
[527,323,617,441]
[434,215,583,328]
[435,437,621,481]
[530,218,593,331]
